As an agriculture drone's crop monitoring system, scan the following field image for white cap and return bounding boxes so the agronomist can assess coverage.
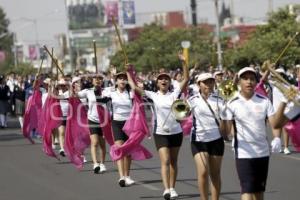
[275,68,285,74]
[196,73,214,83]
[296,64,300,68]
[213,71,223,78]
[43,78,51,84]
[238,67,256,78]
[71,76,81,84]
[57,79,67,85]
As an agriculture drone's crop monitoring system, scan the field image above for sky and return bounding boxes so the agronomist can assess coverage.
[0,0,299,48]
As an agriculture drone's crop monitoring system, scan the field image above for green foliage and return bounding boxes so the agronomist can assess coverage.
[226,5,300,70]
[0,6,13,71]
[0,62,37,76]
[110,23,214,72]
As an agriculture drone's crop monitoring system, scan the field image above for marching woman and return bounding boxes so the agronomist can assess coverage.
[187,73,226,200]
[103,72,135,187]
[77,74,107,174]
[127,56,189,199]
[56,78,70,157]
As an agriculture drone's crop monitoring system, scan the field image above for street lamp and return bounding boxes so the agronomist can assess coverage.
[213,0,223,70]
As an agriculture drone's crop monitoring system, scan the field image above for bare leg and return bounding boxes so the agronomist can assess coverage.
[90,134,99,164]
[208,155,223,200]
[194,152,209,200]
[158,147,171,190]
[98,136,106,164]
[169,147,180,188]
[115,140,125,178]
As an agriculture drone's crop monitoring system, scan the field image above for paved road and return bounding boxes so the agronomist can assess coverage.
[0,117,300,200]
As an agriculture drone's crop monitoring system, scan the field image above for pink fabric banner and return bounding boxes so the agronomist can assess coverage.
[109,66,152,161]
[42,96,62,159]
[22,89,42,144]
[255,80,268,97]
[96,104,115,146]
[285,119,300,152]
[64,97,91,169]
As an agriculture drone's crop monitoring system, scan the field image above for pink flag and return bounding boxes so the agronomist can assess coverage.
[255,80,268,97]
[180,116,193,136]
[65,97,91,169]
[22,89,42,144]
[285,119,300,152]
[110,65,153,161]
[42,96,62,159]
[96,104,115,146]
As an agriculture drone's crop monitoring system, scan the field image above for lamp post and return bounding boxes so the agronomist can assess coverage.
[213,0,223,70]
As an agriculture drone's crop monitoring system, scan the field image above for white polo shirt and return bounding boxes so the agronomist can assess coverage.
[222,93,275,159]
[188,94,224,142]
[59,91,69,117]
[78,88,108,123]
[144,88,182,135]
[104,88,133,121]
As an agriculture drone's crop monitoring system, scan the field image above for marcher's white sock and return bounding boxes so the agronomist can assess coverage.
[18,116,23,128]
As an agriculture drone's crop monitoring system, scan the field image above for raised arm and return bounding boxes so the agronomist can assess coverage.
[178,53,189,92]
[125,64,144,96]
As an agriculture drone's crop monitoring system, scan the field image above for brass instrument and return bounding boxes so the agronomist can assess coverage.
[262,62,300,106]
[171,99,191,121]
[217,80,238,101]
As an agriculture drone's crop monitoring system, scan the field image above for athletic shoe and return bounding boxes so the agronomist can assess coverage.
[170,188,178,199]
[118,177,126,187]
[125,176,135,186]
[99,163,107,173]
[284,148,291,155]
[163,189,171,200]
[93,163,100,174]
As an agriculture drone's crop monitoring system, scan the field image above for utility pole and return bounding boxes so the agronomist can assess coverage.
[214,0,222,70]
[191,0,197,26]
[268,0,273,13]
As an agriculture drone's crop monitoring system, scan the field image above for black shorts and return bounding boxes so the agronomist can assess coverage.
[236,156,269,194]
[153,133,183,150]
[88,120,103,136]
[112,120,128,142]
[61,117,67,126]
[191,137,224,157]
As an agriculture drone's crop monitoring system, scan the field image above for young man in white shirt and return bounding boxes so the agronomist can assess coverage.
[222,67,281,200]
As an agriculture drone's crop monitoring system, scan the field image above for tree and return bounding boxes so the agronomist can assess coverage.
[110,23,214,72]
[224,5,300,70]
[0,6,14,74]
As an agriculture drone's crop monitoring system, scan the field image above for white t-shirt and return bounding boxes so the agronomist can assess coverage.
[188,94,224,142]
[41,92,48,107]
[104,88,133,121]
[222,93,275,158]
[59,91,69,117]
[144,88,182,135]
[284,101,300,120]
[78,88,108,123]
[272,84,282,112]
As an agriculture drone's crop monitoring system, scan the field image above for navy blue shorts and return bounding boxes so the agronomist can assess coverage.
[236,156,269,194]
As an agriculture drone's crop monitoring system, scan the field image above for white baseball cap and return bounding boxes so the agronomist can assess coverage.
[71,76,81,84]
[296,64,300,68]
[275,68,285,74]
[197,73,214,83]
[213,71,224,78]
[238,67,256,78]
[43,78,51,84]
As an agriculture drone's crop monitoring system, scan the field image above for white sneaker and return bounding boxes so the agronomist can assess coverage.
[125,176,135,186]
[82,156,87,163]
[163,189,170,200]
[52,144,57,150]
[283,148,291,155]
[93,163,100,174]
[170,188,178,199]
[99,163,107,173]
